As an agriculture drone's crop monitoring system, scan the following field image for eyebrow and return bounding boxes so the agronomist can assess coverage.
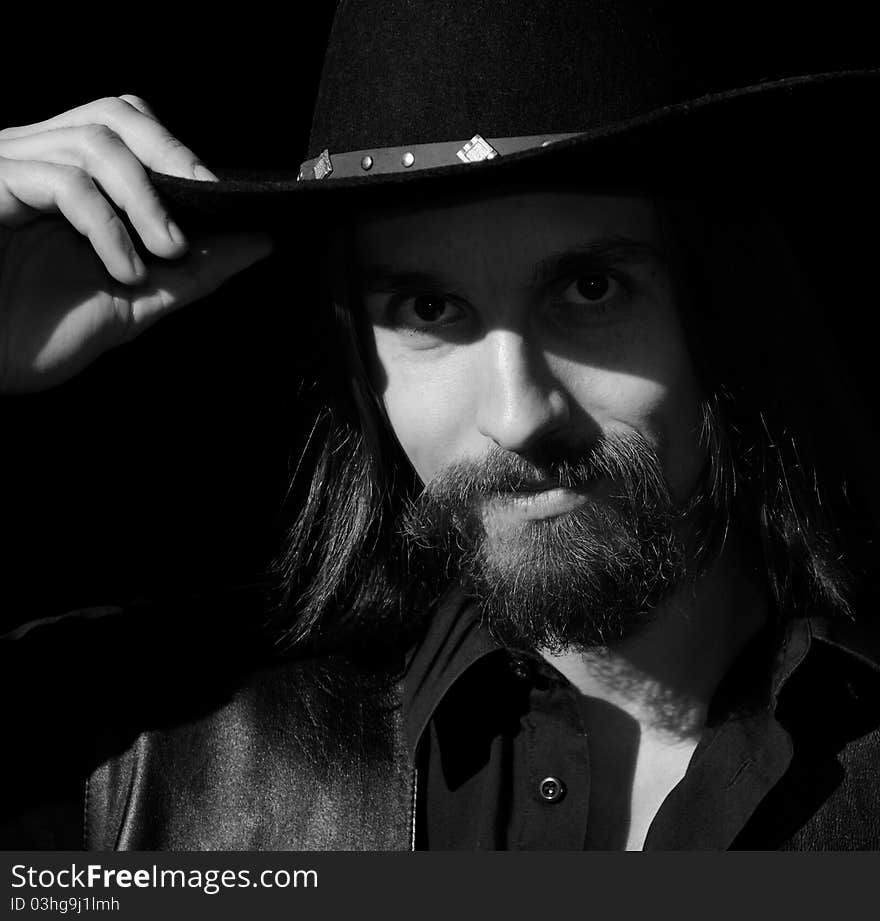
[531,235,666,287]
[358,235,665,295]
[359,268,462,296]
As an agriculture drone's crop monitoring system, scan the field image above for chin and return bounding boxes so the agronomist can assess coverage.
[461,500,687,653]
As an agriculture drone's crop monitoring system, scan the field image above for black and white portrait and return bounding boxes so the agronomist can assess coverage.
[2,0,879,853]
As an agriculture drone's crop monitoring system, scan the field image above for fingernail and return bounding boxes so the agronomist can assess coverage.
[166,219,187,247]
[130,251,147,279]
[192,164,219,182]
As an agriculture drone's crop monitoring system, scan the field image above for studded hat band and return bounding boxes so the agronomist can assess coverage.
[296,132,582,182]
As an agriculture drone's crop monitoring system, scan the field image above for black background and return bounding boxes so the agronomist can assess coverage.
[2,3,880,630]
[1,7,339,628]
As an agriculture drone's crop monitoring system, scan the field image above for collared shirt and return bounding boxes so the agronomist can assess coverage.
[402,592,880,850]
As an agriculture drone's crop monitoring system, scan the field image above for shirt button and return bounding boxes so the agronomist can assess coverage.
[539,776,566,803]
[510,657,531,680]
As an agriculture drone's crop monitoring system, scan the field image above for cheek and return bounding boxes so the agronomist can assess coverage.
[559,331,705,497]
[371,332,474,483]
[566,355,702,431]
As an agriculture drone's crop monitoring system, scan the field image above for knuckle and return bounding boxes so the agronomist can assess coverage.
[101,209,125,236]
[161,133,189,156]
[55,162,91,191]
[78,123,123,155]
[93,96,130,120]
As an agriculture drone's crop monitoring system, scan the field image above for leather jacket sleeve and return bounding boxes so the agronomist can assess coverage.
[1,590,413,850]
[0,589,267,848]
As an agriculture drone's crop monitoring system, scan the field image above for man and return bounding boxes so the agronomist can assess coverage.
[2,0,879,850]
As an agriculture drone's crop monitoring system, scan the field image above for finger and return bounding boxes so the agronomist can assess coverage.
[0,158,147,285]
[0,97,218,182]
[1,127,188,259]
[117,233,274,331]
[0,157,41,226]
[117,95,159,120]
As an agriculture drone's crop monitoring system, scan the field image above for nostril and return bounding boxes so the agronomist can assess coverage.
[475,332,570,451]
[477,386,571,453]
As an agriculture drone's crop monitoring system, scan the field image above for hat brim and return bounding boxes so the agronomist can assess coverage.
[150,69,880,231]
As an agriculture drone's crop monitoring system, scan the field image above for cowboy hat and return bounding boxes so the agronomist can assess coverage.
[149,0,879,227]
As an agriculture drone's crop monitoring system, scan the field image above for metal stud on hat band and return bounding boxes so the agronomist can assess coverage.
[296,132,580,181]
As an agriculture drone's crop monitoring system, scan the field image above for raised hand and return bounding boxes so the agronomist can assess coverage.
[0,95,272,393]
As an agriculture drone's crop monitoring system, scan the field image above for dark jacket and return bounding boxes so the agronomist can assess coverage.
[3,587,880,850]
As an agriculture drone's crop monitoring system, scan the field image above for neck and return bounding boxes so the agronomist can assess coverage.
[540,529,769,741]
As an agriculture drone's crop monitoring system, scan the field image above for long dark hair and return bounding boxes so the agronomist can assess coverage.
[266,227,421,658]
[658,193,875,623]
[266,190,875,656]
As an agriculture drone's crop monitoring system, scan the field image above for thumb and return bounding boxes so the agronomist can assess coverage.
[125,232,274,330]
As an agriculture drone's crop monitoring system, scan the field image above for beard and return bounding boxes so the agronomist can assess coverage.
[398,430,705,653]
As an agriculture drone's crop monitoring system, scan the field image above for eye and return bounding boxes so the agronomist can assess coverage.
[389,293,468,333]
[412,294,452,322]
[566,273,618,305]
[548,271,630,328]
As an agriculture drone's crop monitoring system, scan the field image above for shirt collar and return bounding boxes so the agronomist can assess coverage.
[402,589,880,763]
[402,590,500,761]
[805,609,880,674]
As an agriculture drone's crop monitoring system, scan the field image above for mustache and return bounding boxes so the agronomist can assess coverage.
[416,430,674,508]
[396,429,690,641]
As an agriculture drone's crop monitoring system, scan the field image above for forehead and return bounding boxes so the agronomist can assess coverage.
[353,190,663,273]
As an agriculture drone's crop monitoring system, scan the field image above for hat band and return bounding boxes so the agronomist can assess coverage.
[296,132,581,182]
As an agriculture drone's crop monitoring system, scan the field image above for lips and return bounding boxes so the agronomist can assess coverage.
[504,480,564,495]
[481,485,594,523]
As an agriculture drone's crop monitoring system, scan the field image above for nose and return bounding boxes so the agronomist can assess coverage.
[475,330,570,453]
